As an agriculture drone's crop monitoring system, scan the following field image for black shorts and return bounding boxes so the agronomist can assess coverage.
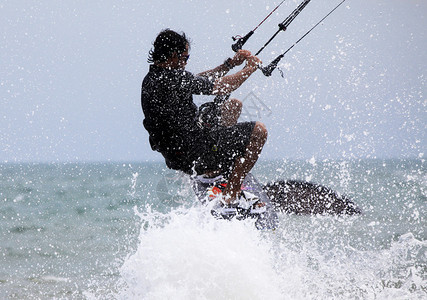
[190,121,256,177]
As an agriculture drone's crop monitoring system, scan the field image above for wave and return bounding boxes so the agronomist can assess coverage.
[114,205,426,299]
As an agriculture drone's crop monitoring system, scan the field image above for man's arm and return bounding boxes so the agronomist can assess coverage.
[212,54,261,95]
[197,62,231,79]
[197,50,250,80]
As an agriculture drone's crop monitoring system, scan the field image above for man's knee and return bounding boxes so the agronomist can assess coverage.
[227,98,242,112]
[253,121,268,143]
[221,98,242,127]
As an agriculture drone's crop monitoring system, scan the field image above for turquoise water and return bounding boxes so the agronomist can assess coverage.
[0,159,425,299]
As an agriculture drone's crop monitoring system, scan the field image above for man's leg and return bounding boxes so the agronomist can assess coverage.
[222,121,268,203]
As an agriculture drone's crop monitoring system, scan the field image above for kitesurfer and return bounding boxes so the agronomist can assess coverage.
[141,29,266,207]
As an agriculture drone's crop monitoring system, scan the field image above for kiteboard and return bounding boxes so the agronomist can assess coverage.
[191,172,362,230]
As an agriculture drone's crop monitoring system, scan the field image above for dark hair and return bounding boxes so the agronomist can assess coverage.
[148,29,190,64]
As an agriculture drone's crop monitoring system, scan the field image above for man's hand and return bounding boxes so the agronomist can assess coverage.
[230,50,252,67]
[245,54,262,70]
[230,50,261,70]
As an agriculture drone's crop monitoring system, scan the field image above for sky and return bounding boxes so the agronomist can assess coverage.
[1,0,426,162]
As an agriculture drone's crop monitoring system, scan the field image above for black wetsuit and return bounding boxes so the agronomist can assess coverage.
[141,64,254,176]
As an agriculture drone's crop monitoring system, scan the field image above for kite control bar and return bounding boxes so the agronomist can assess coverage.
[231,0,348,76]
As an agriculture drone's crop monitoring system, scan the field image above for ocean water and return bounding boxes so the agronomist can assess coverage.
[0,159,425,299]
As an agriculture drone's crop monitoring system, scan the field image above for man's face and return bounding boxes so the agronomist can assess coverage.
[177,44,189,69]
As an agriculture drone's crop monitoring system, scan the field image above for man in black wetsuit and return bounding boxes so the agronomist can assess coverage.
[141,29,267,206]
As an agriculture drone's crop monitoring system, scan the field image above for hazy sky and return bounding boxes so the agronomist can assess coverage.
[1,0,425,162]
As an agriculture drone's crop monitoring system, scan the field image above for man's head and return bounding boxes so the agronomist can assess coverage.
[148,29,190,68]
